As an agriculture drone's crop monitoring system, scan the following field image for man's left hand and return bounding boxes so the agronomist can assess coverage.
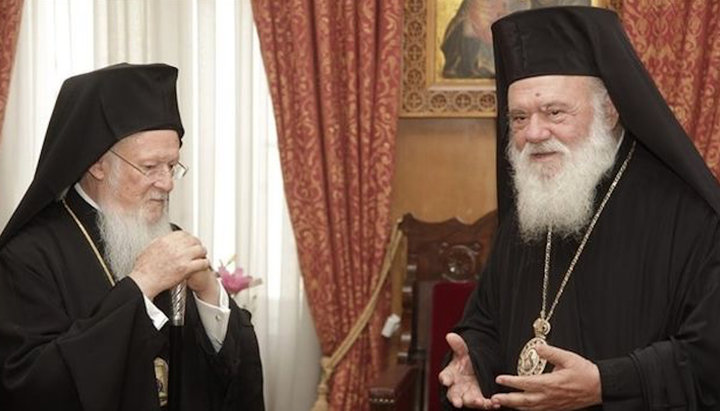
[491,344,601,410]
[188,269,220,305]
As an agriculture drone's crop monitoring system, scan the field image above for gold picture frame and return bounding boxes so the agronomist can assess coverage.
[400,0,616,118]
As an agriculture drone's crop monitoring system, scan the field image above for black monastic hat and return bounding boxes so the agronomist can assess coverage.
[491,7,720,222]
[0,63,185,247]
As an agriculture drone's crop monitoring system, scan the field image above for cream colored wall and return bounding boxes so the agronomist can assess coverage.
[390,117,498,223]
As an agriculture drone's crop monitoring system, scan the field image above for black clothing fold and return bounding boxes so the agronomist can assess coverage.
[0,189,264,410]
[448,139,720,409]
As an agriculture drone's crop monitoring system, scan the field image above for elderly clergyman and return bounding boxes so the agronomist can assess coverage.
[0,64,264,410]
[440,7,720,410]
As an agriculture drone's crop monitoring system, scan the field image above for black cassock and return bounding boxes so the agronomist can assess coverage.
[0,189,264,411]
[452,138,720,410]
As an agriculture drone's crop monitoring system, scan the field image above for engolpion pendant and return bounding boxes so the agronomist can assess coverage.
[517,337,547,376]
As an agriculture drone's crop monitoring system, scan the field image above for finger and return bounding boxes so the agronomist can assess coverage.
[446,333,469,357]
[185,244,207,259]
[186,257,211,274]
[465,391,493,409]
[447,376,489,409]
[158,232,192,250]
[491,391,544,410]
[166,230,191,242]
[168,230,202,247]
[495,373,548,392]
[438,366,453,386]
[535,344,574,367]
[446,384,465,408]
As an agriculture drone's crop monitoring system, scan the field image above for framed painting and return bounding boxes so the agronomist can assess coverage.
[400,0,616,118]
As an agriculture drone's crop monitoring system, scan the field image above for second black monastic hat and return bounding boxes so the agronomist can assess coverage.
[0,63,184,247]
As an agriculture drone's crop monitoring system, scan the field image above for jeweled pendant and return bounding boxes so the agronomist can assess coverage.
[517,317,550,376]
[517,336,547,376]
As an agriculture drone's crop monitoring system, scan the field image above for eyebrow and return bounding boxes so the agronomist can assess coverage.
[508,101,575,114]
[507,109,527,116]
[540,102,573,110]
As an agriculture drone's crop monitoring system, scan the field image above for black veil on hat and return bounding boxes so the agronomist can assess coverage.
[491,6,720,223]
[0,63,185,247]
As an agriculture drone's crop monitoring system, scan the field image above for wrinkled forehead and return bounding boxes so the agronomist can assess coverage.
[109,129,181,156]
[507,75,598,107]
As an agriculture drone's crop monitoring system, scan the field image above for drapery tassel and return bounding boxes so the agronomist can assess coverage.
[310,221,404,410]
[310,356,333,411]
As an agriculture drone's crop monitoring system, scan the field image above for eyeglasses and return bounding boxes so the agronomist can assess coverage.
[109,149,188,181]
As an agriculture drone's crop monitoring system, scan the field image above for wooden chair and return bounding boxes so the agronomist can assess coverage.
[369,210,498,411]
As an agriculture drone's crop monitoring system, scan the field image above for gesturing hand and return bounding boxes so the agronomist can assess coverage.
[130,231,210,299]
[492,344,601,410]
[439,333,495,409]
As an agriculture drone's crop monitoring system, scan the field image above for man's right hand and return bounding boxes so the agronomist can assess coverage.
[129,231,210,299]
[439,332,495,409]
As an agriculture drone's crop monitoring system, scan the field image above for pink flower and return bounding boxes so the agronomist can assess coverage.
[219,265,253,295]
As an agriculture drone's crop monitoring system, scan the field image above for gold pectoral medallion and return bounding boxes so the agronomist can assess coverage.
[154,357,169,406]
[517,318,550,376]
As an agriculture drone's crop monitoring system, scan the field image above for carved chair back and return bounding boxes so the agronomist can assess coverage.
[397,211,498,411]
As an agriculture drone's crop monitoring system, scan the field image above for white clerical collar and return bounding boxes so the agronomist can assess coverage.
[616,129,625,150]
[73,183,101,211]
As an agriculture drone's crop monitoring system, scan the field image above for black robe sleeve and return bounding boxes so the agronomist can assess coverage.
[598,228,720,410]
[0,208,264,411]
[455,263,503,397]
[182,295,265,410]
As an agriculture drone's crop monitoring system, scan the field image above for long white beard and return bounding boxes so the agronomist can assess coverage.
[508,115,620,242]
[97,208,171,279]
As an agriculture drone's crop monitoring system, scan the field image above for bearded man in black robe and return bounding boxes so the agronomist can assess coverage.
[0,63,264,410]
[439,7,720,410]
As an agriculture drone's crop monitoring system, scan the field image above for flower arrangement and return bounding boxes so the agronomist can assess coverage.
[217,255,262,312]
[218,264,253,296]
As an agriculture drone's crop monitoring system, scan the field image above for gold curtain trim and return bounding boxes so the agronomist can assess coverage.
[310,219,404,411]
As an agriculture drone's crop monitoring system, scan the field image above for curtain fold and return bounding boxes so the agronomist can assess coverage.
[1,2,320,409]
[621,1,720,178]
[0,0,24,137]
[251,0,403,409]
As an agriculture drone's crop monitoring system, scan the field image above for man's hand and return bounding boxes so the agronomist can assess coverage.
[491,344,601,410]
[187,269,220,305]
[439,333,495,409]
[129,231,210,299]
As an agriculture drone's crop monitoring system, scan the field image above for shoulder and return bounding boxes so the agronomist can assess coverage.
[0,201,73,267]
[623,142,718,225]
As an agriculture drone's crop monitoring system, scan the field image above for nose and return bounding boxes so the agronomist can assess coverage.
[523,114,551,144]
[153,171,174,192]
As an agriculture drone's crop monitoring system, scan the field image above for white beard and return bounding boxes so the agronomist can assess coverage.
[508,115,620,242]
[97,207,171,279]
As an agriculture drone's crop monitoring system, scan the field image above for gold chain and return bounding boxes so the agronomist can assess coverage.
[61,198,116,286]
[541,140,636,322]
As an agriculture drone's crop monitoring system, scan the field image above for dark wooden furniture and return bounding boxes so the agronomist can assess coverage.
[369,210,498,411]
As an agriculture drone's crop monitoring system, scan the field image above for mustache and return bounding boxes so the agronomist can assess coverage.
[149,193,169,201]
[521,139,571,156]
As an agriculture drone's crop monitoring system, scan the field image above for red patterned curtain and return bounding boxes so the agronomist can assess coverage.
[251,1,403,409]
[621,1,720,178]
[0,0,24,138]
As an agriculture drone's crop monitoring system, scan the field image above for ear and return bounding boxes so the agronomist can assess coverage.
[88,155,109,181]
[603,96,620,130]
